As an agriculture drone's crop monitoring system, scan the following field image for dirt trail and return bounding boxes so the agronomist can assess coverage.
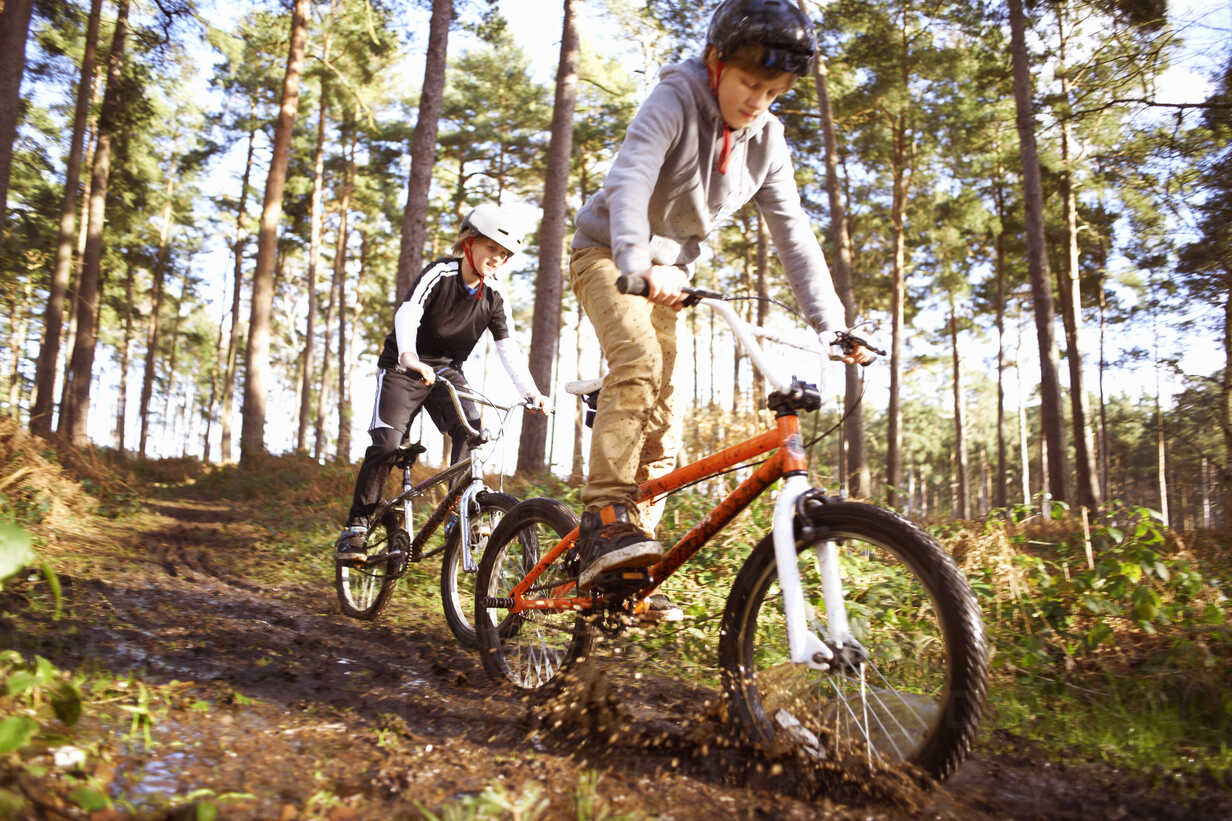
[3,489,1229,820]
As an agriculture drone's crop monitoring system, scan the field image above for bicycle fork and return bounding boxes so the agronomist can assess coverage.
[772,474,858,671]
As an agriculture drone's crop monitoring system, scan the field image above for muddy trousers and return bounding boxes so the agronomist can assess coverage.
[570,246,681,534]
[346,367,479,525]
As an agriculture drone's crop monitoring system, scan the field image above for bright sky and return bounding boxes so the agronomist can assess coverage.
[75,0,1231,466]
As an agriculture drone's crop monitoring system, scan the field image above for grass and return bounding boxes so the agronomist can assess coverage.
[5,428,1230,784]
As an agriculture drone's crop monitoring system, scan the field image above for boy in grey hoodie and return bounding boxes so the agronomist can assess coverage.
[570,0,876,592]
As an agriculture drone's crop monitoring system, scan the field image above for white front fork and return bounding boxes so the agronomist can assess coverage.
[773,475,854,670]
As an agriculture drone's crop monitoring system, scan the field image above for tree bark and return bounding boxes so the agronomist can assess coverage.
[993,179,1008,509]
[240,0,310,460]
[885,116,907,508]
[298,77,329,453]
[334,127,356,463]
[115,261,136,453]
[220,112,257,464]
[950,294,968,519]
[517,0,578,474]
[0,0,34,241]
[395,0,452,298]
[61,0,130,447]
[138,166,179,457]
[1009,0,1068,503]
[30,0,102,438]
[1055,7,1100,510]
[797,0,866,496]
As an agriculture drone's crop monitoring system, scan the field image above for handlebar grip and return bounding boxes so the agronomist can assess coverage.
[616,274,649,296]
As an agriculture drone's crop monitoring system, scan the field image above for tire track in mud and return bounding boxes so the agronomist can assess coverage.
[10,491,1231,819]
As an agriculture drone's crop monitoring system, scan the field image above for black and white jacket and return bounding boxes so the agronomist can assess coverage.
[377,257,537,396]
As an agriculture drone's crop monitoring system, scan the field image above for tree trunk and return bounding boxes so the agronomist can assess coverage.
[159,269,191,448]
[115,261,136,453]
[334,126,356,463]
[298,76,329,453]
[395,0,452,298]
[240,0,310,461]
[884,117,907,508]
[0,0,34,240]
[1016,308,1031,505]
[1055,7,1100,510]
[1009,0,1068,503]
[315,268,336,463]
[138,165,179,457]
[1097,274,1110,501]
[570,307,586,484]
[221,112,257,464]
[1224,264,1232,523]
[797,0,866,495]
[29,0,101,438]
[950,294,968,519]
[753,211,769,402]
[61,0,130,447]
[993,179,1008,509]
[517,0,578,474]
[5,280,30,416]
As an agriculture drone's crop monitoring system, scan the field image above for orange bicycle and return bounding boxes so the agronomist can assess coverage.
[473,280,988,781]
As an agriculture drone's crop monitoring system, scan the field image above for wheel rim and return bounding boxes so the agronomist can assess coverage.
[481,516,577,689]
[739,529,950,768]
[445,506,502,635]
[339,529,402,612]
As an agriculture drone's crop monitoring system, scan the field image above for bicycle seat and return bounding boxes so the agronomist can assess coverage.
[397,441,429,455]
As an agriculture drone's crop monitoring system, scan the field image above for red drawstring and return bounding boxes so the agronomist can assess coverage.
[707,60,732,175]
[461,237,483,301]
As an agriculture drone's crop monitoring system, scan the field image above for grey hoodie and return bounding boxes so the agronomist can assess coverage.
[572,57,847,333]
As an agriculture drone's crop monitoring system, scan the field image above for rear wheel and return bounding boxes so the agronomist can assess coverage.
[475,498,594,690]
[335,513,406,620]
[440,491,516,649]
[719,500,987,781]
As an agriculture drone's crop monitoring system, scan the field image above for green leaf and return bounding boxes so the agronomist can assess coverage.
[1120,562,1142,583]
[0,716,38,754]
[68,786,110,812]
[0,523,35,582]
[5,671,38,697]
[51,681,83,726]
[1132,586,1161,622]
[1105,526,1124,544]
[0,787,25,815]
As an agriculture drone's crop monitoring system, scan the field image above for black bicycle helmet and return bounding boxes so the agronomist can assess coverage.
[706,0,817,77]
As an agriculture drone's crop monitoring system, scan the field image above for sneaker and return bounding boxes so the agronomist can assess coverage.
[576,504,664,592]
[334,523,368,563]
[635,593,684,623]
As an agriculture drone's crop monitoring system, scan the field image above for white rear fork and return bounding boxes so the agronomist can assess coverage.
[773,475,854,669]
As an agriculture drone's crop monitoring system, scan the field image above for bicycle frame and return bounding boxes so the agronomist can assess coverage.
[505,298,854,670]
[368,375,522,570]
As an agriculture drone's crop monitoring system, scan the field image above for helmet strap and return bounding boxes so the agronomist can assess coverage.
[461,237,484,301]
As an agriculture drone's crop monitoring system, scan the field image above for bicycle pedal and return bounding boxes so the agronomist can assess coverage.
[592,567,649,598]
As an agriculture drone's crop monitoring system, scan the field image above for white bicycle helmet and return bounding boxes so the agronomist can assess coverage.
[460,202,526,256]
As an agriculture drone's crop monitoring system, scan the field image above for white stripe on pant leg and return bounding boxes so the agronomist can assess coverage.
[368,370,396,432]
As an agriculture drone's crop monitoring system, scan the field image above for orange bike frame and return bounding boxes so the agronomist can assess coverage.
[508,413,809,612]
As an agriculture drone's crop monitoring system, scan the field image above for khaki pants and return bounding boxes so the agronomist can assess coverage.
[570,246,681,534]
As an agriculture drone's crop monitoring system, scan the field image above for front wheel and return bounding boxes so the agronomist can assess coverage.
[474,497,594,690]
[335,513,406,620]
[719,500,987,781]
[440,491,517,649]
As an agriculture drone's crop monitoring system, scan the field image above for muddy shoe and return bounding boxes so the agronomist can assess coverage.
[334,523,368,564]
[635,593,684,624]
[576,504,663,592]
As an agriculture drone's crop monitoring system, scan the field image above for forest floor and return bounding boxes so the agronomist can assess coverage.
[4,475,1232,820]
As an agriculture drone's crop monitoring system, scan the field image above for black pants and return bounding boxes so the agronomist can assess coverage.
[346,366,480,524]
